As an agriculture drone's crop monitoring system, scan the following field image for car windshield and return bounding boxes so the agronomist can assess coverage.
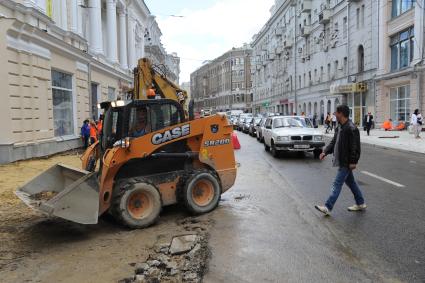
[273,117,313,128]
[254,118,262,125]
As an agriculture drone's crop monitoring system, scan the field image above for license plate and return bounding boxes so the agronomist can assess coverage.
[294,144,310,149]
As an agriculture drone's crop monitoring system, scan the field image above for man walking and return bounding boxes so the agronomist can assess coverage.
[363,112,374,136]
[315,105,366,215]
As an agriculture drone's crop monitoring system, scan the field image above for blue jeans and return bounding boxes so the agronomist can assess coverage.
[325,167,365,211]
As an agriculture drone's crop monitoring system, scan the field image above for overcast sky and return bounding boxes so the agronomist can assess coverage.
[144,0,274,83]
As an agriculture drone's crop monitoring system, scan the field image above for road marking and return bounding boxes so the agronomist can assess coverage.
[361,171,405,188]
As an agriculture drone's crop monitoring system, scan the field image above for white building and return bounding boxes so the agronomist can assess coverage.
[0,0,179,163]
[252,0,379,125]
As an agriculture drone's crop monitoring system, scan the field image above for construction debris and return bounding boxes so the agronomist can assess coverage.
[120,217,212,283]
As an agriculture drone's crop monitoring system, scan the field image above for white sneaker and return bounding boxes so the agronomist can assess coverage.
[315,205,330,216]
[347,204,367,211]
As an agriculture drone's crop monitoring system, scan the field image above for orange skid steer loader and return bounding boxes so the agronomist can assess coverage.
[15,59,237,228]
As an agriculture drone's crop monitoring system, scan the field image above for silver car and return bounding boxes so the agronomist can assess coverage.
[256,118,267,142]
[262,116,325,158]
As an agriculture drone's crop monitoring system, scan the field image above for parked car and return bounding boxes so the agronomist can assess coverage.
[249,117,262,136]
[256,118,267,143]
[236,113,253,131]
[262,116,325,158]
[242,118,252,133]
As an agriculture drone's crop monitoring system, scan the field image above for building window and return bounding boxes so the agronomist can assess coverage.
[361,5,365,28]
[343,17,347,38]
[52,70,74,137]
[390,27,414,71]
[358,46,364,72]
[108,87,116,101]
[392,0,415,18]
[390,85,411,122]
[356,8,360,29]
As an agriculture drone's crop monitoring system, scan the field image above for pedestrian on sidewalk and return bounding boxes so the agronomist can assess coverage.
[325,112,332,134]
[331,112,337,131]
[80,119,90,149]
[411,109,423,139]
[363,112,374,136]
[315,105,366,216]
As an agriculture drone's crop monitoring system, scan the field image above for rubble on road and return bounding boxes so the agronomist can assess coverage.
[120,217,212,283]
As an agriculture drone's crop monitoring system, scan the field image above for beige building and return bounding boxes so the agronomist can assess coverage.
[190,45,253,113]
[0,0,179,163]
[376,0,425,124]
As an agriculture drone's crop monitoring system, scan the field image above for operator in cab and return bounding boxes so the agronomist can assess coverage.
[131,108,151,137]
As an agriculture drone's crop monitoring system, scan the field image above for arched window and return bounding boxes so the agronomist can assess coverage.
[358,45,365,73]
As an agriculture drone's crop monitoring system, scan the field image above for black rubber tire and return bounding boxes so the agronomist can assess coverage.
[313,149,322,159]
[85,156,96,172]
[264,142,270,152]
[110,178,162,229]
[181,171,221,215]
[271,141,279,158]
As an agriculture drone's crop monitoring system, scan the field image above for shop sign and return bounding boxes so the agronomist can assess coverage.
[330,82,367,94]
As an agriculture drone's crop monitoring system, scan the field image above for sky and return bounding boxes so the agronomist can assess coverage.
[144,0,274,83]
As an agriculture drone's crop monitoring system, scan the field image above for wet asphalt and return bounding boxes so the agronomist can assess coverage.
[204,132,425,283]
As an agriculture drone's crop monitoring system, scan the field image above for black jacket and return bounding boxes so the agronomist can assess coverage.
[363,115,374,126]
[324,120,361,167]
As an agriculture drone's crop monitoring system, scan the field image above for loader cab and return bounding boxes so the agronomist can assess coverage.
[100,99,185,151]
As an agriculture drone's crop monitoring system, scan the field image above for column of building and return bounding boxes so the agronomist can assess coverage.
[106,0,118,63]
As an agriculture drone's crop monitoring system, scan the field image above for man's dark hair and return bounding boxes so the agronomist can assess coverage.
[336,105,350,118]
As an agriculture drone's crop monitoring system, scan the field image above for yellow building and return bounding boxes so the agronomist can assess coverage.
[0,0,157,163]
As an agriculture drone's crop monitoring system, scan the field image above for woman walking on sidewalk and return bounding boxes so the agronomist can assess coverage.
[411,109,423,139]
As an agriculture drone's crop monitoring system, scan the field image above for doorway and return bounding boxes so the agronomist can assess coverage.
[91,83,99,120]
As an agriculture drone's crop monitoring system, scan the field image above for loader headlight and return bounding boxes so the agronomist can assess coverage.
[277,136,290,142]
[113,137,131,148]
[314,135,323,141]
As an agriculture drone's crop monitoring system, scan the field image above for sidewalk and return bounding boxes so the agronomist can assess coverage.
[321,126,425,155]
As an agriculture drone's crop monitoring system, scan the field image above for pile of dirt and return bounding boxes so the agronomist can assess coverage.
[120,217,212,283]
[0,152,82,269]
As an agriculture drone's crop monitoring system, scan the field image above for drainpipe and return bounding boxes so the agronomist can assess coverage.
[294,3,297,114]
[420,0,425,111]
[87,61,92,119]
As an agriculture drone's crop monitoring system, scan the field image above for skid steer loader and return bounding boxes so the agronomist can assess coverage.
[15,58,237,228]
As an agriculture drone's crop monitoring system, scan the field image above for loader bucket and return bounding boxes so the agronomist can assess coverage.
[15,164,100,224]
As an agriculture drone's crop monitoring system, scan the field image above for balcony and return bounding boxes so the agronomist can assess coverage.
[300,0,312,13]
[269,53,276,61]
[275,46,283,55]
[283,38,293,49]
[301,25,311,37]
[275,28,283,37]
[318,9,331,24]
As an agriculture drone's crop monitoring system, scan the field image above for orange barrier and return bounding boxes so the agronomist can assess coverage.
[232,132,241,150]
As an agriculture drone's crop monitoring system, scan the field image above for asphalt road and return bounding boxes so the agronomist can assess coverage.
[204,132,425,283]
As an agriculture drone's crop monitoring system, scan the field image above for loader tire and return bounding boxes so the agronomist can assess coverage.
[111,179,161,229]
[182,171,221,215]
[85,156,96,172]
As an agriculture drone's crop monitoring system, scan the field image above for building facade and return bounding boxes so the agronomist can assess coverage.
[0,0,180,163]
[376,0,425,124]
[252,0,379,124]
[190,46,253,113]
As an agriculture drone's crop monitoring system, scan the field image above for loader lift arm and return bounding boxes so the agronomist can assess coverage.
[133,58,190,115]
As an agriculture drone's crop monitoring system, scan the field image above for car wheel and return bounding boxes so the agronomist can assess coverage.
[271,141,279,158]
[264,141,270,152]
[313,149,322,159]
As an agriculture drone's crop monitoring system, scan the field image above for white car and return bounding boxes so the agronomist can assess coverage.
[262,116,325,158]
